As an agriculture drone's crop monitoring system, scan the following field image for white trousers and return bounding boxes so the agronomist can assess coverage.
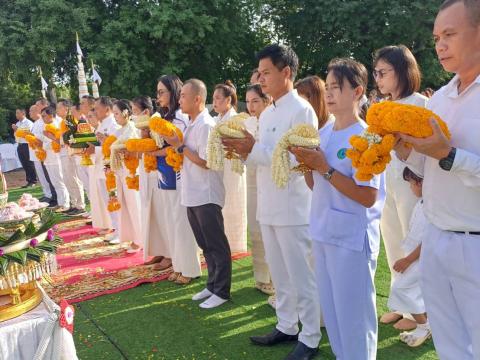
[163,188,201,278]
[380,169,417,283]
[116,168,141,245]
[313,239,378,360]
[420,222,480,360]
[33,160,51,198]
[74,156,90,202]
[44,162,69,208]
[247,166,271,284]
[60,155,85,209]
[261,224,321,348]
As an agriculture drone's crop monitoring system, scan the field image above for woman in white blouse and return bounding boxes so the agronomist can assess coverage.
[212,81,248,254]
[373,45,429,331]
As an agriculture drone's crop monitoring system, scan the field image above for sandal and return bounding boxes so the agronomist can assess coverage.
[255,282,275,296]
[153,258,172,271]
[144,256,164,265]
[394,318,417,331]
[168,272,181,282]
[400,327,432,347]
[175,275,192,285]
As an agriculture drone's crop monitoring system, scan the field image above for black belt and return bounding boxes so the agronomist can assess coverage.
[450,231,480,235]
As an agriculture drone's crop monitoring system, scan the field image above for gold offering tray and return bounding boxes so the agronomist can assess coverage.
[0,284,42,322]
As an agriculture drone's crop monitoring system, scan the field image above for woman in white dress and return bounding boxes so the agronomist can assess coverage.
[148,75,201,284]
[244,84,274,296]
[373,45,429,330]
[212,81,248,253]
[131,96,171,267]
[111,100,142,253]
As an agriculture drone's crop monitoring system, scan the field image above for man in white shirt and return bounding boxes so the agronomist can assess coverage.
[12,108,36,187]
[165,79,231,310]
[28,104,53,202]
[56,99,86,216]
[395,1,480,358]
[40,106,69,211]
[223,44,321,360]
[93,96,121,243]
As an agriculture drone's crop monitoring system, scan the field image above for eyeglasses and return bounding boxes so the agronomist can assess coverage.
[372,68,394,79]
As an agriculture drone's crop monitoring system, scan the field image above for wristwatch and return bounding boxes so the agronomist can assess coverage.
[439,147,456,171]
[322,167,336,181]
[177,145,186,154]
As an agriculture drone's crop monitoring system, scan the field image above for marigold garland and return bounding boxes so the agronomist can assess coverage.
[123,154,140,191]
[125,138,157,153]
[165,147,183,172]
[126,175,139,190]
[271,123,320,188]
[14,128,31,139]
[35,149,47,162]
[102,135,117,161]
[143,154,157,173]
[347,102,451,181]
[206,113,249,175]
[149,115,184,145]
[105,171,117,192]
[105,170,120,212]
[107,197,121,212]
[44,124,62,153]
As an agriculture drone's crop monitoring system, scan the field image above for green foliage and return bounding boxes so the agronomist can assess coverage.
[263,0,451,89]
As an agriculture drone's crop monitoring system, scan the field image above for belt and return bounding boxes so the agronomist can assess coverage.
[450,231,480,235]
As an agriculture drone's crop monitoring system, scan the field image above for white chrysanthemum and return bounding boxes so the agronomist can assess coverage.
[271,123,320,188]
[206,113,249,175]
[361,130,383,145]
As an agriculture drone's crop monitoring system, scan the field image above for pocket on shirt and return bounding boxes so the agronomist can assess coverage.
[326,208,365,251]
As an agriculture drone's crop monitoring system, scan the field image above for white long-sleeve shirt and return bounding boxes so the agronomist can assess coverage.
[246,89,318,226]
[15,118,33,144]
[405,74,480,231]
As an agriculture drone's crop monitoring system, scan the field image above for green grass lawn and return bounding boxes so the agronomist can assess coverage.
[7,186,439,359]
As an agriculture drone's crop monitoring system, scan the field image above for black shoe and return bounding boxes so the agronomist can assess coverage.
[48,201,58,208]
[21,183,30,188]
[28,182,37,187]
[250,329,298,346]
[284,342,318,360]
[66,208,86,217]
[65,207,77,214]
[39,197,51,202]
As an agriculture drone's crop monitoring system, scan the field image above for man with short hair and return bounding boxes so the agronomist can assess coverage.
[395,1,480,358]
[165,79,231,309]
[223,44,321,360]
[12,108,36,187]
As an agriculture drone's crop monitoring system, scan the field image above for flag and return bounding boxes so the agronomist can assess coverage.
[41,76,48,91]
[92,68,102,85]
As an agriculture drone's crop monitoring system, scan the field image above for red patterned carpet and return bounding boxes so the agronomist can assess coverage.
[43,219,249,303]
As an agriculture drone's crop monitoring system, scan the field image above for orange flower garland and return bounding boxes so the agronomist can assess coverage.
[126,175,139,190]
[107,197,121,212]
[149,115,184,142]
[14,128,31,139]
[106,171,117,192]
[143,154,157,173]
[24,134,47,162]
[124,154,140,191]
[35,149,47,162]
[105,170,121,212]
[44,124,62,153]
[102,135,117,161]
[125,138,157,152]
[165,147,183,172]
[347,102,451,181]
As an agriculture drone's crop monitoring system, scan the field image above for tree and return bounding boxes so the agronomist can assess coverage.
[263,0,451,89]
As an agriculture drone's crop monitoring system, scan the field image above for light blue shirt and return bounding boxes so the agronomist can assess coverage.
[310,121,386,253]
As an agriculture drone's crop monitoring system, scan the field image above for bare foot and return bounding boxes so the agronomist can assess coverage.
[394,318,417,331]
[380,312,403,324]
[153,258,172,271]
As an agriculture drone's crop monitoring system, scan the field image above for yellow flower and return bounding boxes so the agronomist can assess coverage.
[102,136,117,160]
[125,138,157,152]
[143,154,157,172]
[165,147,183,172]
[107,197,121,212]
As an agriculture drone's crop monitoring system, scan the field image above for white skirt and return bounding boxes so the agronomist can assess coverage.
[222,159,247,253]
[116,167,142,245]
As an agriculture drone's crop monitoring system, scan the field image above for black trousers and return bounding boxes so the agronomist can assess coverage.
[40,162,57,202]
[17,143,37,184]
[187,204,232,300]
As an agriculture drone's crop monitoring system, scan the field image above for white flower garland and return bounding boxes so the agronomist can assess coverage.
[207,113,249,175]
[110,120,139,172]
[271,123,320,188]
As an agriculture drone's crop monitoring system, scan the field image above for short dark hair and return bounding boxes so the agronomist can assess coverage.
[96,96,113,109]
[373,45,422,99]
[132,96,154,115]
[157,74,183,120]
[57,98,73,108]
[256,44,299,80]
[16,108,26,113]
[403,167,423,183]
[41,105,56,116]
[81,95,96,108]
[214,80,238,110]
[440,0,480,26]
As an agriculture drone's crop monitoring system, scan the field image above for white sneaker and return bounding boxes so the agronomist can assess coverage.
[199,294,228,309]
[192,288,213,301]
[104,231,117,241]
[126,246,141,254]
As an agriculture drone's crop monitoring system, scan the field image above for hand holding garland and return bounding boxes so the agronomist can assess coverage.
[221,129,256,160]
[164,133,208,170]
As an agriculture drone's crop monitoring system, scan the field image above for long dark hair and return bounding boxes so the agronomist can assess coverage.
[157,75,183,121]
[114,99,133,117]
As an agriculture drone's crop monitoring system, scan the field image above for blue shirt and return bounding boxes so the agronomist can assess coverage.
[309,121,386,253]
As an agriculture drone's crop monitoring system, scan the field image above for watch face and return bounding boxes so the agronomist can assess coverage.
[440,157,453,170]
